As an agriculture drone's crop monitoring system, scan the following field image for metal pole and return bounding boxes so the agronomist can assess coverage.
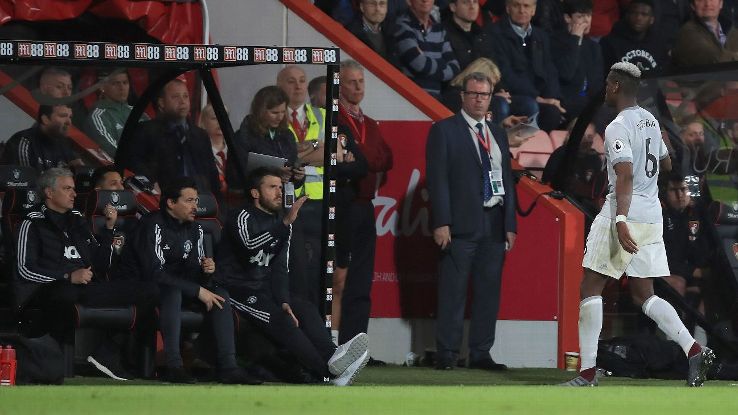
[322,62,340,330]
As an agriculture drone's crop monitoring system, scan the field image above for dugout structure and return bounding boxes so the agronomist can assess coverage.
[0,40,341,327]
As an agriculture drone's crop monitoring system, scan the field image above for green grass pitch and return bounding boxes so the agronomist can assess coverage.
[1,367,737,415]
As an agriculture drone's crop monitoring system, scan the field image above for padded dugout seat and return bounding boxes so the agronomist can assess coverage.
[195,192,222,248]
[86,189,138,239]
[72,166,96,212]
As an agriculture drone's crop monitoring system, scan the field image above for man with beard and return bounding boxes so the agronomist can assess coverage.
[600,0,669,74]
[117,79,219,196]
[1,104,83,169]
[217,168,370,386]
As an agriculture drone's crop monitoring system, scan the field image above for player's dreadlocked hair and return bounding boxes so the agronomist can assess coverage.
[608,62,641,97]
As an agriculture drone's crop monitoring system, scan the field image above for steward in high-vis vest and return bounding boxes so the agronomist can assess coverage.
[277,65,328,306]
[289,102,326,199]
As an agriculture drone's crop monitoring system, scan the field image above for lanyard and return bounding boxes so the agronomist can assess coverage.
[340,105,366,144]
[467,122,491,154]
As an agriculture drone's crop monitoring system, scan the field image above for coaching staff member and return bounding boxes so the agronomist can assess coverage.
[217,168,370,386]
[426,72,517,371]
[14,167,157,379]
[115,176,259,384]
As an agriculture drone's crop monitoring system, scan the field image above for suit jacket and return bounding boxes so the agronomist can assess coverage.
[426,112,517,237]
[119,118,220,196]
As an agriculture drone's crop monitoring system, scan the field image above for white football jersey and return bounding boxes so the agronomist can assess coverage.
[600,106,668,223]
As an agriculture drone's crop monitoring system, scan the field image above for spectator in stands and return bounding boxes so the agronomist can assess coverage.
[217,167,370,385]
[114,177,260,384]
[426,72,517,371]
[1,105,83,169]
[117,79,220,196]
[551,0,603,121]
[346,0,395,62]
[308,76,328,109]
[487,0,565,132]
[393,0,460,98]
[277,65,327,307]
[673,0,738,67]
[600,0,670,74]
[198,104,229,195]
[443,0,494,72]
[335,60,392,352]
[91,165,125,191]
[441,58,532,141]
[38,67,72,98]
[14,167,157,380]
[37,67,87,128]
[83,70,137,158]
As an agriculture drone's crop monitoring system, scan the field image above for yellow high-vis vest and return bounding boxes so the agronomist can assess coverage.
[289,103,326,200]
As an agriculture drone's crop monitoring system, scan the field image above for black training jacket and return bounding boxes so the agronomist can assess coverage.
[216,204,291,305]
[115,210,206,298]
[13,205,113,306]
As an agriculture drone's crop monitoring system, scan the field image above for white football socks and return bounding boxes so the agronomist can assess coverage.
[642,295,695,356]
[579,296,603,371]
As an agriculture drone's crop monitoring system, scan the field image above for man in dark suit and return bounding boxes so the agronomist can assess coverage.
[426,71,517,371]
[116,79,220,196]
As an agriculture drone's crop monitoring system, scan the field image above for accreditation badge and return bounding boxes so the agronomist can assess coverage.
[490,169,505,196]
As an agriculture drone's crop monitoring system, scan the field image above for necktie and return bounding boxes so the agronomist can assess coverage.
[477,122,493,202]
[215,150,227,192]
[291,109,306,142]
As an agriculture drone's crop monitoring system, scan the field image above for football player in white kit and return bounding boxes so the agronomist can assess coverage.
[562,62,714,387]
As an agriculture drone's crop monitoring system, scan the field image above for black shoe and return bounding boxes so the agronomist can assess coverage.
[162,366,197,384]
[435,358,455,370]
[218,367,263,385]
[367,357,387,367]
[469,358,507,371]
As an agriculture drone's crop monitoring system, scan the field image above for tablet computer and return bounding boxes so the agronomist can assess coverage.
[246,152,288,173]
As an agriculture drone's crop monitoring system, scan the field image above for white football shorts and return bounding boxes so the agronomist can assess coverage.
[582,215,670,279]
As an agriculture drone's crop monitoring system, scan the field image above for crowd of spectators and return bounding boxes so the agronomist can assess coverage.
[318,0,738,134]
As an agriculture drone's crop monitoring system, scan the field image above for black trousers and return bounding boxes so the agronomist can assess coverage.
[435,205,506,363]
[230,292,336,378]
[292,200,324,307]
[338,201,376,345]
[158,284,237,370]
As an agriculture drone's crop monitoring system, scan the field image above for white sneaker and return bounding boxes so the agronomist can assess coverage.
[328,332,369,376]
[331,350,369,386]
[87,355,128,381]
